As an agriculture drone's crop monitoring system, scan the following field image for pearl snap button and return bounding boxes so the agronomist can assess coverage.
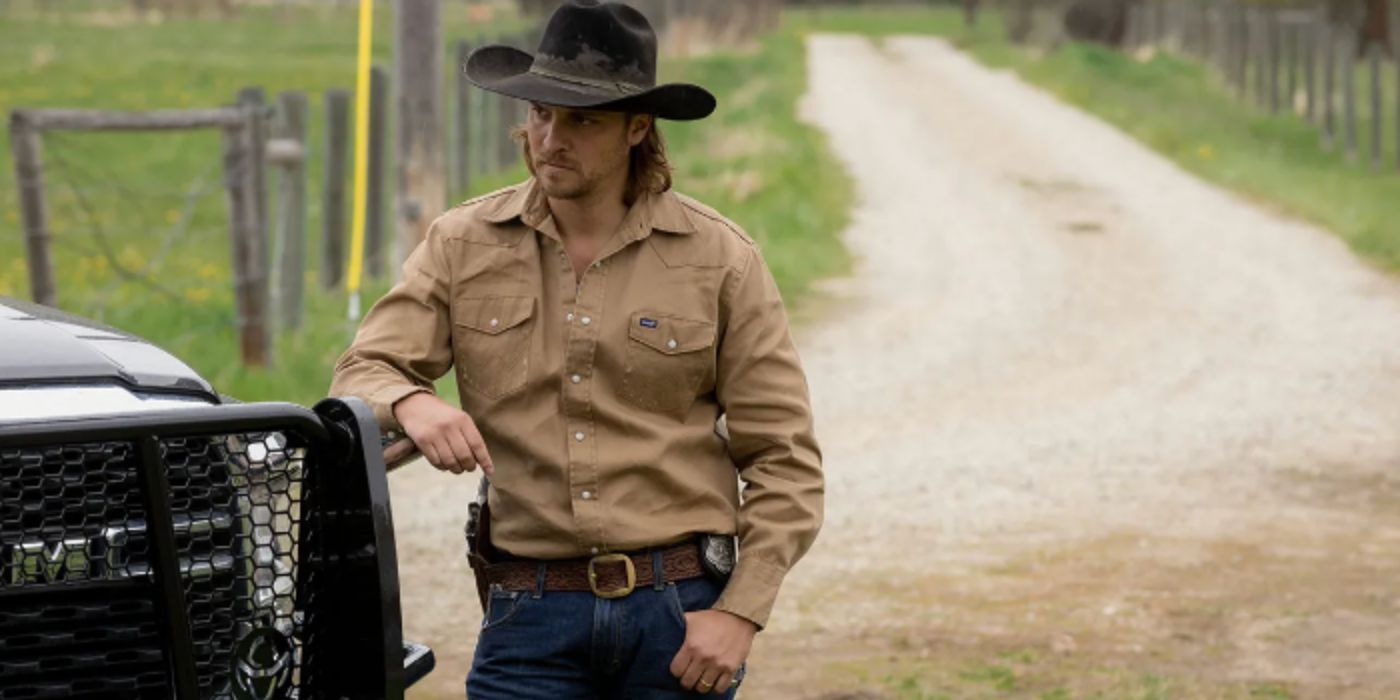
[667,339,678,349]
[581,316,592,326]
[489,318,499,328]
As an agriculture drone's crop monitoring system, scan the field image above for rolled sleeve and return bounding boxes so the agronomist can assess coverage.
[329,216,455,429]
[711,246,824,629]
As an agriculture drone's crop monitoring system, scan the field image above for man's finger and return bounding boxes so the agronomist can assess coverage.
[461,421,495,476]
[420,442,444,470]
[444,429,476,473]
[669,647,693,680]
[678,655,708,691]
[709,671,734,695]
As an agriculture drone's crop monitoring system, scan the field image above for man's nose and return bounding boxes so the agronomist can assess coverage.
[540,119,566,153]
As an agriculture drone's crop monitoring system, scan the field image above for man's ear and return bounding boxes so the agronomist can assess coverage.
[627,114,653,147]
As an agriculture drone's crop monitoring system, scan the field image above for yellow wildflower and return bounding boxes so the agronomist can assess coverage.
[118,246,144,270]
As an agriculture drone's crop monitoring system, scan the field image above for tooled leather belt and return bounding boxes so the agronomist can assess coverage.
[481,540,705,599]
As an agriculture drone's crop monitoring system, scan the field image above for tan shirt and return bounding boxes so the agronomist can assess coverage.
[329,179,823,627]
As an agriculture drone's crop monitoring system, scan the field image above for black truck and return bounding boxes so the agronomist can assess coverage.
[0,297,433,699]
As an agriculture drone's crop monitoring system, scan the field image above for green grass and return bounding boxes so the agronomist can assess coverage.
[0,2,531,404]
[789,5,1400,273]
[0,4,851,405]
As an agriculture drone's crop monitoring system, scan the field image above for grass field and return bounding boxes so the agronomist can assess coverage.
[0,3,851,406]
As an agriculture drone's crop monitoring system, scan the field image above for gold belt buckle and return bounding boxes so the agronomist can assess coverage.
[587,553,636,599]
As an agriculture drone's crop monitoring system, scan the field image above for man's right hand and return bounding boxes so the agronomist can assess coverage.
[391,393,495,476]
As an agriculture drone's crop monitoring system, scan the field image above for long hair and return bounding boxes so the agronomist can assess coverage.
[513,115,673,206]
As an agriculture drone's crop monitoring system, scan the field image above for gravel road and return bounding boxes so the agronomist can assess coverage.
[399,34,1400,699]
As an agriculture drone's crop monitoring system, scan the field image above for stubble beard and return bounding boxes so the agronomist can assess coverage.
[534,139,630,202]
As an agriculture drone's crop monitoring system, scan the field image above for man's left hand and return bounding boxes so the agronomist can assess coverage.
[669,609,757,694]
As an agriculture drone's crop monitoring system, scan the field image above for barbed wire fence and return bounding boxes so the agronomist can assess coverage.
[999,0,1399,174]
[37,131,228,308]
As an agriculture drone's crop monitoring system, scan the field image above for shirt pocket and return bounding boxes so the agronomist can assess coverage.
[621,311,716,416]
[452,296,536,399]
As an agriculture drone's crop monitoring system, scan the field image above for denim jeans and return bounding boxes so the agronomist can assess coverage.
[465,568,744,699]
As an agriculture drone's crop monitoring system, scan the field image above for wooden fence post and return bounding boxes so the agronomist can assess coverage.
[222,105,270,367]
[1267,10,1281,113]
[394,0,445,266]
[272,90,307,330]
[495,35,519,169]
[471,71,490,179]
[237,88,272,365]
[237,88,270,276]
[1253,10,1269,109]
[9,110,56,307]
[1305,14,1318,122]
[1124,3,1138,52]
[1323,21,1336,149]
[1242,8,1254,103]
[367,64,388,278]
[453,39,472,200]
[1285,20,1297,111]
[1393,0,1400,173]
[323,89,350,289]
[1367,41,1382,169]
[1342,31,1358,162]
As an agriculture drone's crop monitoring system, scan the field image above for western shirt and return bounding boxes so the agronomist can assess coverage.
[329,179,823,626]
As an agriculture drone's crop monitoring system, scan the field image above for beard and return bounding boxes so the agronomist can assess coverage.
[529,141,630,201]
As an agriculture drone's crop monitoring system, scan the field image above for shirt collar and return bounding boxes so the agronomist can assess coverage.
[482,179,698,238]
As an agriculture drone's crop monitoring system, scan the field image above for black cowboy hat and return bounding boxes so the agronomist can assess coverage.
[463,0,716,121]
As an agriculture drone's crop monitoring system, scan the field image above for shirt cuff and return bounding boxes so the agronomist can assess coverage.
[368,384,433,430]
[711,555,788,630]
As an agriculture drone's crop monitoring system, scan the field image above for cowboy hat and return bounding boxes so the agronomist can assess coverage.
[463,0,716,121]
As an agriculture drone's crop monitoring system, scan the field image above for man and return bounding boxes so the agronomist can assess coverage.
[329,2,822,697]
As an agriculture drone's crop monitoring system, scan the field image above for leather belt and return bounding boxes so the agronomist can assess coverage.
[481,541,705,599]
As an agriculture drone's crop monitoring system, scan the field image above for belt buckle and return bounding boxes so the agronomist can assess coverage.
[587,553,636,599]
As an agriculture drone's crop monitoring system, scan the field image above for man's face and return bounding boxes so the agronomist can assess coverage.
[525,102,651,200]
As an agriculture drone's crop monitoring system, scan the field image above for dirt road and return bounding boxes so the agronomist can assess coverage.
[397,35,1400,699]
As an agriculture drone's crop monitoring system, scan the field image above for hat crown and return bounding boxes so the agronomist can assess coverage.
[532,1,658,90]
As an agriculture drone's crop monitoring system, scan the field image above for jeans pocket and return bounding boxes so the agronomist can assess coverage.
[481,589,526,632]
[664,582,687,629]
[664,577,723,629]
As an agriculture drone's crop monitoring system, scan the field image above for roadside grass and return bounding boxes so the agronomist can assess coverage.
[787,5,1400,272]
[0,5,851,406]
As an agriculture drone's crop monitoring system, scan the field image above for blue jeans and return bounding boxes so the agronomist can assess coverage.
[466,572,744,699]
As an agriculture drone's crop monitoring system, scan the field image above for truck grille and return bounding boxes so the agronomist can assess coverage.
[0,431,310,699]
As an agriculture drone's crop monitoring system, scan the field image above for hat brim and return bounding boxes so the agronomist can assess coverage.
[464,45,716,121]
